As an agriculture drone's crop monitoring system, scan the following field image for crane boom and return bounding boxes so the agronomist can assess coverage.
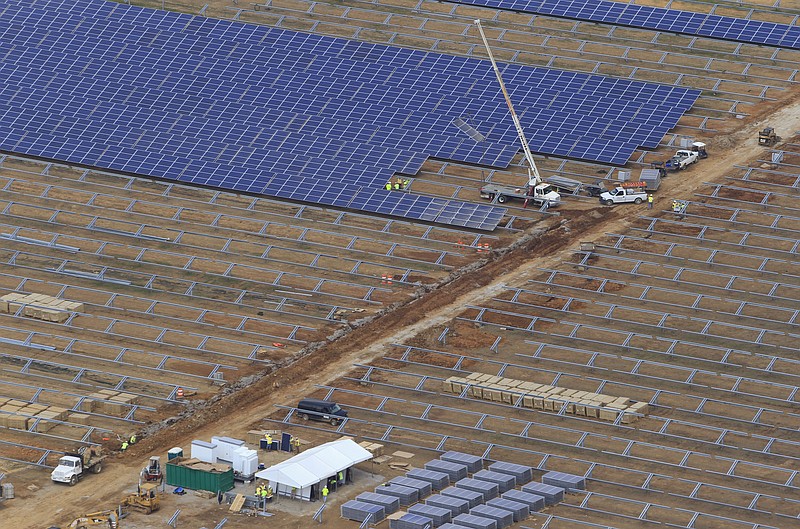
[474,19,541,187]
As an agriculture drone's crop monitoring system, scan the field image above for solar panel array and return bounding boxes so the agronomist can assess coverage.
[449,0,800,49]
[0,0,697,229]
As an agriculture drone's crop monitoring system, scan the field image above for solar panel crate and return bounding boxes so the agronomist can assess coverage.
[455,478,498,501]
[357,492,401,514]
[473,470,516,493]
[542,471,586,490]
[521,482,564,505]
[452,513,498,529]
[375,483,419,506]
[441,486,484,508]
[502,489,546,512]
[436,523,471,529]
[408,503,453,527]
[341,500,386,523]
[441,451,484,473]
[426,493,471,516]
[469,505,514,529]
[389,476,433,499]
[390,513,435,529]
[407,468,450,491]
[486,498,529,522]
[487,462,532,484]
[425,459,468,481]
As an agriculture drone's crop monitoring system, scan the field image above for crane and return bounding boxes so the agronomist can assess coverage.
[474,20,560,208]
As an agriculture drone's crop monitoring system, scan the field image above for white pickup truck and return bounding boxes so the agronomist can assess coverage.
[666,149,699,171]
[599,186,648,205]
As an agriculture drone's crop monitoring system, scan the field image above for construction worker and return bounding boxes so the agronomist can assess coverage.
[384,182,392,191]
[403,179,410,190]
[121,440,129,452]
[291,436,301,453]
[672,199,679,212]
[338,470,344,486]
[129,434,136,445]
[393,181,401,190]
[647,194,654,209]
[264,433,272,451]
[256,484,262,498]
[322,485,329,502]
[261,485,270,507]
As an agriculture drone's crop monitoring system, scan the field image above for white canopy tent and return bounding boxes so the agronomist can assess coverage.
[255,438,372,501]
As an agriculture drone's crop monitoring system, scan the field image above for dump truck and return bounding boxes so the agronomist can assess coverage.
[758,127,780,146]
[121,483,160,514]
[599,185,647,205]
[51,447,106,486]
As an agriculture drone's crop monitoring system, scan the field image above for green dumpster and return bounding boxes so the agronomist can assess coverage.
[166,457,234,493]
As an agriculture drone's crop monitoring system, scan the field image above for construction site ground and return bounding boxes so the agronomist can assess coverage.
[2,0,800,528]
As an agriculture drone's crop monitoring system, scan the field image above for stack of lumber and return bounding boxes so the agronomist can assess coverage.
[444,373,649,423]
[0,293,84,322]
[0,398,71,431]
[81,389,139,415]
[358,441,385,456]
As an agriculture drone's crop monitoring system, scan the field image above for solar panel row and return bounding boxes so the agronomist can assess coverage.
[0,0,698,229]
[444,0,800,50]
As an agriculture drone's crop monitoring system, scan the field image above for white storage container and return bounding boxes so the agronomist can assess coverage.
[190,440,217,462]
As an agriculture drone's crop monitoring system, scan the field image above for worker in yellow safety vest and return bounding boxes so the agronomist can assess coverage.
[338,471,344,485]
[121,441,128,452]
[322,485,329,502]
[129,434,136,445]
[647,194,654,209]
[264,433,272,451]
[291,436,301,453]
[384,182,392,191]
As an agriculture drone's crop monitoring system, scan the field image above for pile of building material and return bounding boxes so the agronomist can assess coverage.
[0,293,84,322]
[358,441,385,457]
[0,399,70,432]
[80,389,139,416]
[443,373,649,422]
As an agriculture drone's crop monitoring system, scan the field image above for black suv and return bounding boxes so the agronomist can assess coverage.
[296,399,348,425]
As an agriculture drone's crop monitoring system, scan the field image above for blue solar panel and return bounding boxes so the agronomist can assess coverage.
[0,0,701,229]
[440,0,798,49]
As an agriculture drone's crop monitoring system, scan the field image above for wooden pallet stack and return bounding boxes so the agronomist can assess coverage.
[444,373,649,423]
[0,398,71,431]
[0,293,84,322]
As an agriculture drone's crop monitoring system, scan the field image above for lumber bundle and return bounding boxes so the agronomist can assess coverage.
[444,373,649,423]
[0,292,84,322]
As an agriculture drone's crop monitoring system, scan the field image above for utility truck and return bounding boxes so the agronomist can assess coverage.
[475,20,561,209]
[599,184,648,205]
[51,446,106,485]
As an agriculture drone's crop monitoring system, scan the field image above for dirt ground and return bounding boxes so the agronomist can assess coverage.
[3,0,800,528]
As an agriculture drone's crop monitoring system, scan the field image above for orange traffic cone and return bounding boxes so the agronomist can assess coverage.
[176,387,184,399]
[386,274,393,285]
[483,243,490,251]
[381,274,387,284]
